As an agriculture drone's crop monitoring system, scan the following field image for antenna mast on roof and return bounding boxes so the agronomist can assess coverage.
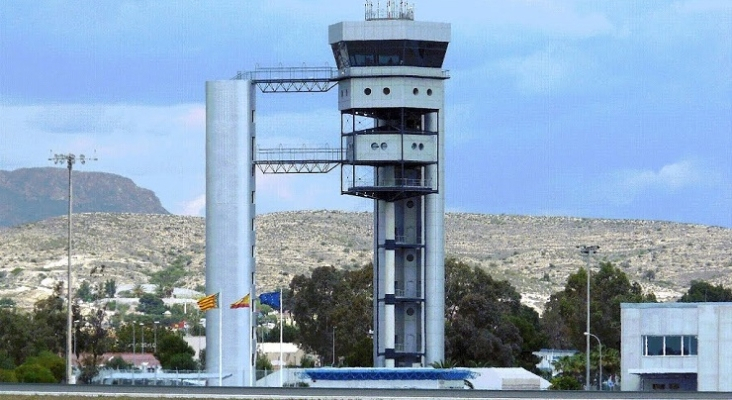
[365,0,414,21]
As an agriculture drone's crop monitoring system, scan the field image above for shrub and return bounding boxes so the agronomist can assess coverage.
[14,363,56,383]
[0,369,17,382]
[549,375,582,390]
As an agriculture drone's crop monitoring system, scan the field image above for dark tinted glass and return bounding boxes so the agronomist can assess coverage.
[331,40,448,68]
[665,336,682,355]
[646,336,663,356]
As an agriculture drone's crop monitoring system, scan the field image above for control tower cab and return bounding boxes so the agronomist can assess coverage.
[329,2,450,368]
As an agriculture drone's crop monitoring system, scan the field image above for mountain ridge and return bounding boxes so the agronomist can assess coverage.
[1,211,730,311]
[0,167,169,227]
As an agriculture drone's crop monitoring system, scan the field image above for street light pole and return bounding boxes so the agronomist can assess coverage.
[579,244,599,391]
[49,152,94,384]
[140,322,145,354]
[133,321,136,356]
[332,327,336,366]
[154,321,159,354]
[585,332,603,391]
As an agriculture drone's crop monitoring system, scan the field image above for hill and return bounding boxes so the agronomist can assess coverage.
[1,211,731,310]
[0,168,169,227]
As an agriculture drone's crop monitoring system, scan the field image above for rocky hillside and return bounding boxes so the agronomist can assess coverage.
[0,168,169,227]
[1,211,731,310]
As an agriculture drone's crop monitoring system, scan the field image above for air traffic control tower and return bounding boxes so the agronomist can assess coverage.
[204,2,450,384]
[330,4,450,367]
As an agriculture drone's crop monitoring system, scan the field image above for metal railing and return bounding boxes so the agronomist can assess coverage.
[233,66,339,93]
[255,146,343,174]
[395,288,422,298]
[347,177,434,189]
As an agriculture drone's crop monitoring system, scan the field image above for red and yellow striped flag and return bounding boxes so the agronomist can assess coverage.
[197,293,219,312]
[230,294,250,309]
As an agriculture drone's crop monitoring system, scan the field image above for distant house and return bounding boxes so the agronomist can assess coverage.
[183,338,309,367]
[532,348,578,376]
[73,352,160,370]
[258,342,307,369]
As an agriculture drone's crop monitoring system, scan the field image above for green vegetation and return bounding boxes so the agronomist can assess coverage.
[155,334,196,370]
[149,255,190,292]
[679,280,732,302]
[289,264,373,367]
[542,261,656,351]
[0,298,15,308]
[444,258,547,369]
[137,293,166,315]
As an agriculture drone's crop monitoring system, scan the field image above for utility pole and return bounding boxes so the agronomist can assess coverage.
[49,152,95,384]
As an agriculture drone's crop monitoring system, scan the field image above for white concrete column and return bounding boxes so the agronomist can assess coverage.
[205,80,256,386]
[384,200,396,368]
[424,110,444,365]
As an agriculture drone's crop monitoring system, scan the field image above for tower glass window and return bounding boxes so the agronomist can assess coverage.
[331,40,448,69]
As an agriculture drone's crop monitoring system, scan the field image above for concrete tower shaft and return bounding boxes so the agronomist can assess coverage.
[330,16,450,367]
[205,80,257,385]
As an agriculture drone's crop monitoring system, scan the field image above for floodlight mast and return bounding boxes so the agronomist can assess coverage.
[579,244,599,390]
[49,152,96,384]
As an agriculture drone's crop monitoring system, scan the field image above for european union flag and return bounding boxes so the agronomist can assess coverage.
[259,291,281,309]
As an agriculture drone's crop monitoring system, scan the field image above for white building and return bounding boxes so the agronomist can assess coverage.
[532,349,578,376]
[621,302,732,391]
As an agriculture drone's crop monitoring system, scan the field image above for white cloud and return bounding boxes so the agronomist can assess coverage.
[179,194,206,217]
[597,160,718,205]
[672,0,732,13]
[420,0,616,38]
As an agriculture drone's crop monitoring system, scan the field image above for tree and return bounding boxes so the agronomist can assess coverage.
[155,333,195,370]
[0,308,34,366]
[444,259,546,368]
[137,293,167,315]
[31,282,66,357]
[542,262,656,352]
[72,303,111,383]
[679,280,732,302]
[262,323,299,343]
[104,279,117,298]
[76,280,94,302]
[150,255,190,293]
[289,264,373,366]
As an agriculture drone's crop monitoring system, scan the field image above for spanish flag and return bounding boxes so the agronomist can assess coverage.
[197,293,219,312]
[230,294,250,309]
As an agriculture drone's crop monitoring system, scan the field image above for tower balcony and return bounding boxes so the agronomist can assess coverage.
[394,286,422,299]
[342,175,435,201]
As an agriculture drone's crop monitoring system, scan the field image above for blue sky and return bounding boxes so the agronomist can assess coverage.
[1,1,731,227]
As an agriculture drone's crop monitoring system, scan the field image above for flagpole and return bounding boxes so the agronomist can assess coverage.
[279,288,283,387]
[219,290,223,387]
[251,292,255,387]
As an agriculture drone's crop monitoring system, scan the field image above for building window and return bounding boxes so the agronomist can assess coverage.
[683,335,698,355]
[644,335,698,356]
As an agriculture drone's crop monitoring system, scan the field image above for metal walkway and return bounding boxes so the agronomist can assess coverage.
[233,66,338,93]
[254,146,342,173]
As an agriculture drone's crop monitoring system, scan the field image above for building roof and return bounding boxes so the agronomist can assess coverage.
[258,342,300,353]
[621,302,732,309]
[298,367,476,381]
